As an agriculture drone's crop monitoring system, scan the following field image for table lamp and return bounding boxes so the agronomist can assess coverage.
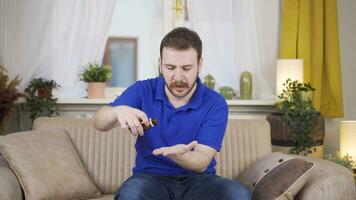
[340,120,356,171]
[276,59,303,96]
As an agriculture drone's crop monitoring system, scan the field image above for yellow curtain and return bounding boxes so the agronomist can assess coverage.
[279,0,344,117]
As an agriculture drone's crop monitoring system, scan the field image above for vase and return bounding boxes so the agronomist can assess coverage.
[88,82,106,99]
[203,74,215,89]
[240,71,252,99]
[218,86,236,100]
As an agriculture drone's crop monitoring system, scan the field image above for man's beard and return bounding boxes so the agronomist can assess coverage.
[165,76,198,99]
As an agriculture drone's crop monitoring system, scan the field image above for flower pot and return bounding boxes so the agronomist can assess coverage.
[0,110,4,122]
[88,82,106,99]
[266,113,325,158]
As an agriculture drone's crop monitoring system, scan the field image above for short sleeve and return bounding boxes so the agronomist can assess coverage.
[108,81,142,109]
[196,100,228,152]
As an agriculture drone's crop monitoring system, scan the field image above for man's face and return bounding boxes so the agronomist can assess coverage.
[160,47,201,99]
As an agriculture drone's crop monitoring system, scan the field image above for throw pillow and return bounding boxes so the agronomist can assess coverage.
[238,152,314,200]
[0,129,101,200]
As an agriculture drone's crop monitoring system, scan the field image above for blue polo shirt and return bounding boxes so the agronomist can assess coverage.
[109,76,228,175]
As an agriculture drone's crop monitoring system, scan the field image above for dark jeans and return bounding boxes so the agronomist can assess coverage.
[114,173,251,200]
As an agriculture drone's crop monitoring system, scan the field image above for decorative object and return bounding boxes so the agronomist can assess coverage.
[0,66,23,135]
[324,152,355,172]
[175,0,184,18]
[103,37,137,87]
[240,71,252,99]
[0,129,101,199]
[203,74,215,89]
[276,59,303,96]
[25,78,60,126]
[218,86,236,100]
[80,62,112,99]
[340,121,356,170]
[267,79,324,157]
[239,152,314,200]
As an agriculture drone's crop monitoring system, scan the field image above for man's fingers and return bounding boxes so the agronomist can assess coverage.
[118,118,127,129]
[163,147,184,156]
[153,145,186,157]
[131,116,144,136]
[126,118,138,136]
[136,111,149,126]
[152,147,166,156]
[153,141,198,157]
[185,141,198,151]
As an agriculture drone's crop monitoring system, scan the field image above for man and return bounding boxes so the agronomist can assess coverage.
[94,27,251,200]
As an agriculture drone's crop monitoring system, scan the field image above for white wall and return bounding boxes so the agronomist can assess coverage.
[324,0,356,154]
[108,0,356,155]
[109,0,163,80]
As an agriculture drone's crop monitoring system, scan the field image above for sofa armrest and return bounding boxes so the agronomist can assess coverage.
[0,154,23,200]
[293,155,356,200]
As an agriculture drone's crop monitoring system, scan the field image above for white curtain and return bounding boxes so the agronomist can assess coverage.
[0,0,116,98]
[187,0,280,99]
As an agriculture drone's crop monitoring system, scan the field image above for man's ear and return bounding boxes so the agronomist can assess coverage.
[158,57,162,76]
[198,57,203,73]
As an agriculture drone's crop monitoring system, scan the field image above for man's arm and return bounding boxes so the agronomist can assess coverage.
[93,105,149,136]
[153,142,216,173]
[93,106,119,131]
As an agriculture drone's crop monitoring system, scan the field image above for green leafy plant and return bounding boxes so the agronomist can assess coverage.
[324,152,355,171]
[276,78,320,155]
[25,78,60,125]
[80,62,112,82]
[0,65,23,134]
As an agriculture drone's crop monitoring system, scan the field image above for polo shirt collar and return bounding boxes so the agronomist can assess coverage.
[154,76,205,110]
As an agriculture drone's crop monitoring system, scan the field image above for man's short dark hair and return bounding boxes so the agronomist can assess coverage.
[160,27,202,61]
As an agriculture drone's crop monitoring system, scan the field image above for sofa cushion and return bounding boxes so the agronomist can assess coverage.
[238,152,314,200]
[0,154,22,200]
[0,129,101,200]
[33,117,136,194]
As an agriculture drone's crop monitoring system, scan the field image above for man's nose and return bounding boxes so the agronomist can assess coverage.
[173,68,183,80]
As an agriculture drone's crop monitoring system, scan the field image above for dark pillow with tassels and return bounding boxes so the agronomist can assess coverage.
[238,152,314,200]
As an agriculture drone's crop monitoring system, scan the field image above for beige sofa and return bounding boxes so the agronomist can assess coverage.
[0,117,355,200]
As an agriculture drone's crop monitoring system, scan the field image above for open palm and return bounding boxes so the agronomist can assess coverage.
[152,141,198,158]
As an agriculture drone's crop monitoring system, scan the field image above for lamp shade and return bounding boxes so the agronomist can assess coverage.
[276,59,303,96]
[340,121,356,166]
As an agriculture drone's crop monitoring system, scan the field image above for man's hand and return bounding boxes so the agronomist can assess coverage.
[152,141,216,173]
[152,141,198,158]
[113,106,149,136]
[93,105,149,136]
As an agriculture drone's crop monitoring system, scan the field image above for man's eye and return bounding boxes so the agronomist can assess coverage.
[183,67,191,71]
[167,66,175,70]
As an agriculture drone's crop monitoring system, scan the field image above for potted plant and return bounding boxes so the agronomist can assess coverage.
[25,78,60,126]
[324,152,355,172]
[267,79,325,157]
[80,62,112,99]
[0,65,23,134]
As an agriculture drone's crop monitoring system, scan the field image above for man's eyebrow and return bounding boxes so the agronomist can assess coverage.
[164,64,194,67]
[164,64,177,67]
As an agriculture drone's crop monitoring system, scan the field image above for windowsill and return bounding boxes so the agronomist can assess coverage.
[15,97,276,120]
